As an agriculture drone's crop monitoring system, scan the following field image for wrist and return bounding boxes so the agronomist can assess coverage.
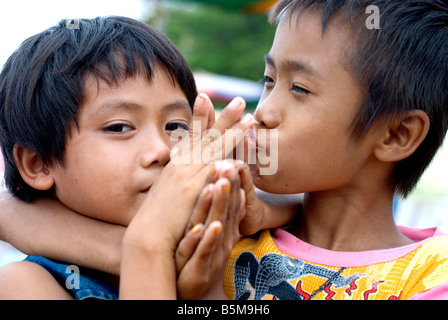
[120,236,177,299]
[122,225,177,258]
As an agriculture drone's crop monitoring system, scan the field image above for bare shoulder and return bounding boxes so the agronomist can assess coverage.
[0,261,73,299]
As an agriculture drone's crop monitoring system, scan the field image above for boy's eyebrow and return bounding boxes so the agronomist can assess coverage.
[161,101,193,117]
[97,100,192,115]
[264,54,322,79]
[97,100,144,113]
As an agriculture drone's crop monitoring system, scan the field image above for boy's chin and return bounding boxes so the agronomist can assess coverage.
[249,164,281,194]
[250,164,301,195]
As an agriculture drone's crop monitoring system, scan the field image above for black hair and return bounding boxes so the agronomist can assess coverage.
[0,16,197,201]
[269,0,448,197]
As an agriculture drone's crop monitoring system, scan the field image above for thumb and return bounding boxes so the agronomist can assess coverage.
[190,93,215,142]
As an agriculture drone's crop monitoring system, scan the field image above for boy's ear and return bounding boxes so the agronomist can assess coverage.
[374,110,430,162]
[13,145,55,191]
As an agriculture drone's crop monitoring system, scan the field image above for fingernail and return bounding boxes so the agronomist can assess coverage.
[223,183,231,195]
[202,186,210,197]
[210,164,216,176]
[215,224,222,235]
[229,97,244,110]
[211,222,222,235]
[192,224,202,234]
[241,113,254,124]
[195,94,206,107]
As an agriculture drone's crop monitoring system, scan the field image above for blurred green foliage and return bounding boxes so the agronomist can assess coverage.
[148,1,276,82]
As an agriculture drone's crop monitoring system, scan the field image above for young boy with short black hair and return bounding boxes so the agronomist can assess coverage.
[0,15,256,299]
[0,15,297,299]
[224,0,448,300]
[4,0,447,300]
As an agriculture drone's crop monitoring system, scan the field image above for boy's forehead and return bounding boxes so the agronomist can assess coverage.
[270,9,355,74]
[79,69,190,116]
[81,71,152,104]
[268,9,363,105]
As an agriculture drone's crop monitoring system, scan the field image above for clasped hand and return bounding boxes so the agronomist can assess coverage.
[123,94,266,299]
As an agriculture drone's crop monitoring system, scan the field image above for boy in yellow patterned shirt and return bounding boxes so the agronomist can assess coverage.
[223,0,448,300]
[224,227,448,300]
[1,0,447,301]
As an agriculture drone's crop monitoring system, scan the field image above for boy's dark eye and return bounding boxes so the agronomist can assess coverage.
[260,76,274,84]
[104,123,133,133]
[291,84,310,95]
[166,122,189,132]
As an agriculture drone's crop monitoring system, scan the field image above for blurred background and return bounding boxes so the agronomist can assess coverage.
[0,0,447,266]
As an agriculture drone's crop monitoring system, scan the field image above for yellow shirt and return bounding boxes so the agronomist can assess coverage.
[223,227,448,300]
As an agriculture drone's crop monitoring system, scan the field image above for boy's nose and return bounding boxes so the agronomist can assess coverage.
[254,100,282,129]
[139,139,171,168]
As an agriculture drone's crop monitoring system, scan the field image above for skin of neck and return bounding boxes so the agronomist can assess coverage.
[288,160,414,252]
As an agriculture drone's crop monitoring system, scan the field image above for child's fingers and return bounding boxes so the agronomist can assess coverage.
[202,114,255,163]
[215,162,240,215]
[206,166,242,253]
[179,161,219,199]
[176,221,228,300]
[206,96,216,130]
[212,162,242,242]
[237,163,257,205]
[191,221,223,262]
[190,94,215,142]
[212,97,246,134]
[205,162,219,185]
[192,220,235,281]
[185,184,213,233]
[227,166,241,228]
[221,187,245,253]
[236,188,246,234]
[188,95,255,164]
[204,178,231,228]
[175,223,204,274]
[235,163,265,236]
[222,182,244,252]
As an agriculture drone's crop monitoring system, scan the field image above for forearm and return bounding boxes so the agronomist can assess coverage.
[0,193,124,275]
[120,235,177,299]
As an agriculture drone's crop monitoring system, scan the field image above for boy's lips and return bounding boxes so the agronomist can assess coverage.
[248,128,265,150]
[248,128,258,148]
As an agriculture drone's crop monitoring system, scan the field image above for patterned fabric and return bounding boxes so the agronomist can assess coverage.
[223,227,448,300]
